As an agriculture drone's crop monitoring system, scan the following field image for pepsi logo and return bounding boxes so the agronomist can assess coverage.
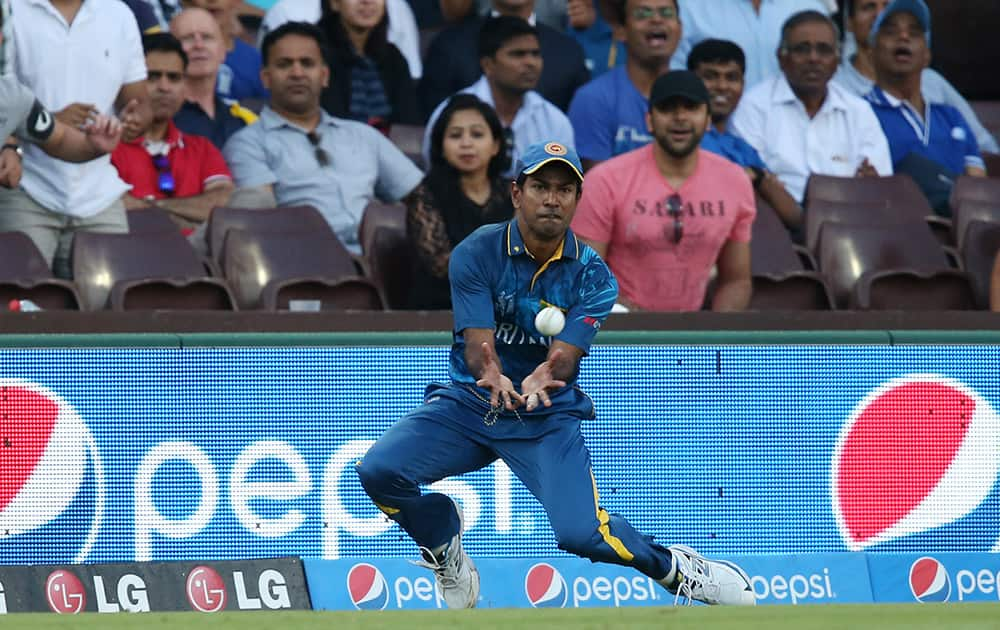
[910,557,951,602]
[186,565,227,612]
[831,375,1000,550]
[525,563,567,608]
[347,563,389,610]
[0,380,105,563]
[46,569,87,614]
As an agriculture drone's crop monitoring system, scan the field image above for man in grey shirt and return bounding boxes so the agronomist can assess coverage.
[223,21,422,254]
[834,0,998,154]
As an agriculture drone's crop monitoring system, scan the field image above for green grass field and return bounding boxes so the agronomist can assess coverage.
[3,603,1000,630]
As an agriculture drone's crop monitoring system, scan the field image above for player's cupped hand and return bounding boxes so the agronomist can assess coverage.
[56,103,99,129]
[476,342,525,411]
[520,348,567,412]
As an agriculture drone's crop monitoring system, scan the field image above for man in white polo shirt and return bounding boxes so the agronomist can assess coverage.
[0,0,151,277]
[730,9,891,202]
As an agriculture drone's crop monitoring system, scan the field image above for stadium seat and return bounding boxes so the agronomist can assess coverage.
[951,199,1000,250]
[360,200,413,310]
[0,231,81,310]
[803,174,950,250]
[71,231,236,311]
[126,207,180,234]
[950,175,1000,215]
[749,199,834,310]
[389,124,426,169]
[984,153,1000,178]
[206,205,337,265]
[222,228,384,310]
[960,220,1000,309]
[817,222,975,310]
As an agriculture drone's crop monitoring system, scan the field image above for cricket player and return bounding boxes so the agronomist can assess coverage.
[355,141,756,608]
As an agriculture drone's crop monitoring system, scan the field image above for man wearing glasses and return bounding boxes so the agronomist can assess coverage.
[223,22,422,254]
[572,71,755,312]
[112,33,234,234]
[729,10,892,203]
[568,0,681,170]
[671,0,831,89]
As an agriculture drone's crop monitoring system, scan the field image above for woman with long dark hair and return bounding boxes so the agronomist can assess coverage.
[406,95,514,310]
[317,0,420,128]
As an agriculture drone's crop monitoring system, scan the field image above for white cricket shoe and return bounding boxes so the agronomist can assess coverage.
[659,545,756,606]
[413,500,480,609]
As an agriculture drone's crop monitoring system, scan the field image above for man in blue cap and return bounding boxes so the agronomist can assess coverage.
[865,0,987,198]
[355,140,756,610]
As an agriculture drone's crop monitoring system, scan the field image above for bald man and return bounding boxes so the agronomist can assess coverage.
[171,7,257,149]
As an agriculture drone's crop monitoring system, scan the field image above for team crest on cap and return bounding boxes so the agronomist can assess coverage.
[544,142,567,155]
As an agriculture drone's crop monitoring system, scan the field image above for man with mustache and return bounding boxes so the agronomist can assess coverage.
[111,33,234,233]
[422,16,574,178]
[223,22,422,253]
[834,0,997,154]
[572,71,755,312]
[865,0,986,191]
[729,10,892,203]
[568,0,681,170]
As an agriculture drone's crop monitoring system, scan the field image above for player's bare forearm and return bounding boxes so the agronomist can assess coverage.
[544,340,582,383]
[464,328,501,378]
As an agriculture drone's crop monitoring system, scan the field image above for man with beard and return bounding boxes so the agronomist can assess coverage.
[223,22,422,253]
[572,71,755,312]
[422,16,574,178]
[730,10,891,203]
[568,0,681,169]
[111,33,234,233]
[865,0,986,182]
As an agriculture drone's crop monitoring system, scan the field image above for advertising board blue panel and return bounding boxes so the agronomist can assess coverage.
[1,345,999,564]
[867,553,1000,603]
[304,553,873,609]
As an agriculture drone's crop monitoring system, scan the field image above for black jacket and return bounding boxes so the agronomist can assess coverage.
[318,14,422,126]
[418,14,590,118]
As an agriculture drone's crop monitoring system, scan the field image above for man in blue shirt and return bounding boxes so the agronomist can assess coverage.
[865,0,986,180]
[568,0,679,168]
[688,38,802,228]
[355,141,756,610]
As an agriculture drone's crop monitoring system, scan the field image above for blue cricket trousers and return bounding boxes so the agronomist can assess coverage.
[355,385,674,580]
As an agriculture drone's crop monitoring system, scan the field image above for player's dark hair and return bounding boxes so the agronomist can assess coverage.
[604,0,679,27]
[143,32,189,69]
[262,21,330,66]
[478,16,539,59]
[779,10,841,52]
[687,38,746,74]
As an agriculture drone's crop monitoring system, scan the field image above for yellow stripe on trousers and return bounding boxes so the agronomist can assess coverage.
[590,470,635,562]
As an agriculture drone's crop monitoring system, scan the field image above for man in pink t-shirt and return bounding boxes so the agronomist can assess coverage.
[572,70,755,312]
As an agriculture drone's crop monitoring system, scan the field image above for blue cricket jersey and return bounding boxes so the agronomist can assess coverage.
[443,219,618,415]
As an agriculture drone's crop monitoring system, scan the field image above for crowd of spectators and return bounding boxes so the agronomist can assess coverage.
[1,0,998,313]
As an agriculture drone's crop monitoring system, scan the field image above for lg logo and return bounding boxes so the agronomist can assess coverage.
[186,566,291,613]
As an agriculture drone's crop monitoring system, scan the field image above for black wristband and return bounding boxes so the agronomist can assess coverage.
[1,144,23,158]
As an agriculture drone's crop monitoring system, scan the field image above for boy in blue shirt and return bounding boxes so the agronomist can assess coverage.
[355,141,756,610]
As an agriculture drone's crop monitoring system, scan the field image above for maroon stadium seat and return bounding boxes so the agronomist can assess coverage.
[0,231,81,310]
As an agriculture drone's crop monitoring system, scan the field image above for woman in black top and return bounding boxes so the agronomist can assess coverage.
[317,0,421,127]
[406,94,514,310]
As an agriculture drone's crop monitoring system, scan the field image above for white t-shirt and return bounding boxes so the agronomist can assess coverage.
[730,75,894,202]
[11,0,147,217]
[258,0,422,79]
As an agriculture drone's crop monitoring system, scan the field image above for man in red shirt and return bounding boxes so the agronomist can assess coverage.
[112,32,234,232]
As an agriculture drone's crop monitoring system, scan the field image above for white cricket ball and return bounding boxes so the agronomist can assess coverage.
[534,306,565,336]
